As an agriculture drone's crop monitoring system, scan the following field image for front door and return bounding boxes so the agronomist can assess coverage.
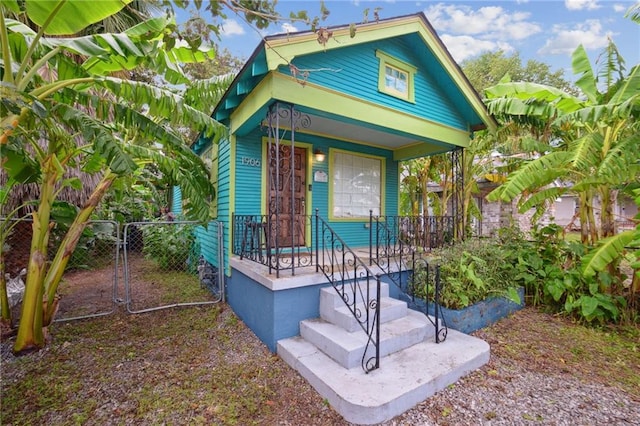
[267,145,306,247]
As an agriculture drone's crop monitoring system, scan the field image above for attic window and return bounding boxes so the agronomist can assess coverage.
[376,50,416,102]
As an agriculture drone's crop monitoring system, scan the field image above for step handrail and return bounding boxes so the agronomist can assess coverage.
[369,212,448,343]
[314,210,380,373]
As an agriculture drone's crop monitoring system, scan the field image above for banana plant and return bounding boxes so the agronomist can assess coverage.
[486,39,640,246]
[582,189,639,297]
[1,0,228,354]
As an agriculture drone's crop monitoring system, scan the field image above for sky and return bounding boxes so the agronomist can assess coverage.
[182,0,640,83]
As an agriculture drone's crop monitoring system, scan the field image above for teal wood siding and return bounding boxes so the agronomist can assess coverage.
[191,138,231,271]
[234,131,264,215]
[215,138,232,272]
[279,37,467,130]
[194,222,220,268]
[171,186,182,217]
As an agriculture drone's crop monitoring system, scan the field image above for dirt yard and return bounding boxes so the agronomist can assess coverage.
[2,258,639,425]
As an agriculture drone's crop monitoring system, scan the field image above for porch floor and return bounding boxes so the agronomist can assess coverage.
[231,246,411,289]
[278,325,490,425]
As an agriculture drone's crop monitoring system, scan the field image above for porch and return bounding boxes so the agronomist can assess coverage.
[229,210,455,353]
[227,212,489,425]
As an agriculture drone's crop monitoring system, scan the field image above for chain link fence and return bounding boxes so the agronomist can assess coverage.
[123,221,223,313]
[2,218,120,322]
[2,218,224,323]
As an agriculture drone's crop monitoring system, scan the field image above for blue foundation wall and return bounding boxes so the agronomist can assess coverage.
[227,268,331,352]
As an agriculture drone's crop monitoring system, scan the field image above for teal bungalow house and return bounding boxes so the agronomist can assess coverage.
[182,12,496,423]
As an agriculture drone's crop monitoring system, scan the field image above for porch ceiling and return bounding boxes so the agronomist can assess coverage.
[286,112,423,150]
[253,104,459,161]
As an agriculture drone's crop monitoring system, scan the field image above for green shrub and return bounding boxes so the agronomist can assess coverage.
[412,236,522,310]
[141,222,196,271]
[411,224,627,324]
[519,224,626,324]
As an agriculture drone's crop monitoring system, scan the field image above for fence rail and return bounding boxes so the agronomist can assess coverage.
[1,218,224,323]
[233,214,314,277]
[123,221,224,314]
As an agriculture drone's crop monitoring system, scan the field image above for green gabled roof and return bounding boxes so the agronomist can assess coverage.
[211,12,496,143]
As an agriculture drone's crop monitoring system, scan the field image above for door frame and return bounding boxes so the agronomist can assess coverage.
[260,138,313,247]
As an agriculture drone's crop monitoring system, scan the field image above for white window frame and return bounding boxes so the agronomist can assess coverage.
[330,150,384,220]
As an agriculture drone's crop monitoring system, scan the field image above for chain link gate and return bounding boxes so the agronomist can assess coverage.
[3,218,224,324]
[2,218,121,322]
[123,221,224,313]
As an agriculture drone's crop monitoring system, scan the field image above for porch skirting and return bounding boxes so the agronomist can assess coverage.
[227,257,332,352]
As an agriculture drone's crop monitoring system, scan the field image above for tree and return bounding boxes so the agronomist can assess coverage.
[400,53,573,235]
[0,0,228,353]
[1,0,330,354]
[461,50,575,96]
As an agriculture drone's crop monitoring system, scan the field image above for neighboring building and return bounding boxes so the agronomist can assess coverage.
[472,182,637,237]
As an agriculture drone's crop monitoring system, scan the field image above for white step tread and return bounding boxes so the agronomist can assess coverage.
[277,328,490,425]
[300,310,435,369]
[324,296,408,332]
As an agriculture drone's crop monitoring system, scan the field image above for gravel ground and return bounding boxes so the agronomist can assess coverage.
[382,310,640,426]
[385,355,640,426]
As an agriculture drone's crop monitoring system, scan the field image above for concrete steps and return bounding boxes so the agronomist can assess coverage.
[301,309,433,370]
[277,282,490,425]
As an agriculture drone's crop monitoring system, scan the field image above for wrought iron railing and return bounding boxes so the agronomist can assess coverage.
[407,256,447,343]
[369,213,449,343]
[371,214,454,255]
[315,210,380,373]
[232,214,314,277]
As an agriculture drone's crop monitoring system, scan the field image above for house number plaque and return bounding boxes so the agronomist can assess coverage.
[241,157,261,167]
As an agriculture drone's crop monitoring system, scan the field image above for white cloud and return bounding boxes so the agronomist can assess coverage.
[538,19,613,55]
[565,0,601,10]
[424,4,542,41]
[281,22,299,33]
[220,19,245,36]
[613,3,628,12]
[440,34,514,63]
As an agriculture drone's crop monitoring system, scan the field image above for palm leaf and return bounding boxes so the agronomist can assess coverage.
[518,186,566,212]
[569,132,603,173]
[609,64,640,105]
[582,230,637,277]
[598,132,640,182]
[182,74,234,113]
[597,39,626,95]
[96,77,227,140]
[2,0,20,14]
[51,103,137,174]
[25,0,132,36]
[486,151,573,202]
[126,144,213,222]
[572,45,599,104]
[624,3,640,23]
[485,81,573,101]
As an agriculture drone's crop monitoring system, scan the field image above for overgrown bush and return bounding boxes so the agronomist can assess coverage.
[412,236,522,310]
[141,222,196,271]
[411,224,629,324]
[517,224,626,324]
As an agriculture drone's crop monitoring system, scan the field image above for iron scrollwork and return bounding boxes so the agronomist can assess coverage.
[315,210,381,373]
